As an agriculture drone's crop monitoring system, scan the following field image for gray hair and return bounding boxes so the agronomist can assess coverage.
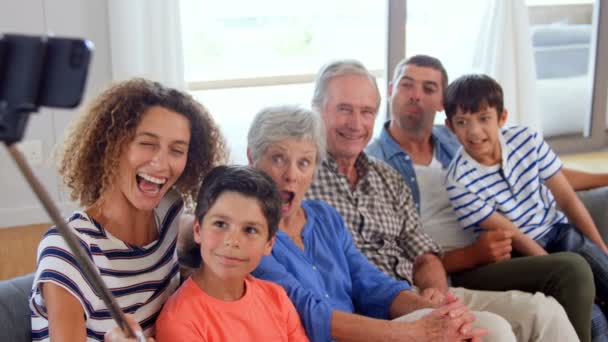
[247,105,326,172]
[311,59,381,112]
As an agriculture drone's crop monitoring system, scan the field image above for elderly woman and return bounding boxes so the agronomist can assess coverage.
[247,105,488,342]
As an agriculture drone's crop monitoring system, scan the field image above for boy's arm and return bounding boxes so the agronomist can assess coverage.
[444,160,545,260]
[477,212,548,256]
[562,168,608,191]
[546,170,608,253]
[441,229,513,273]
[281,289,310,342]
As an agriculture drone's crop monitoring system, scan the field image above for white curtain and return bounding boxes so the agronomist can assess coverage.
[473,0,542,133]
[107,0,185,90]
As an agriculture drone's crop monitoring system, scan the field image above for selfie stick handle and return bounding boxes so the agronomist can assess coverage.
[5,143,145,342]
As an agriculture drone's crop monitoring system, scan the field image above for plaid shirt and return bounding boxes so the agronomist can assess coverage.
[306,152,442,283]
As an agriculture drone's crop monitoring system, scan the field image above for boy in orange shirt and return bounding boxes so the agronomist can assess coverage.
[156,165,309,341]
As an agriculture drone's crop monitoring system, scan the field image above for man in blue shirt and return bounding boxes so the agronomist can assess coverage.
[366,54,608,342]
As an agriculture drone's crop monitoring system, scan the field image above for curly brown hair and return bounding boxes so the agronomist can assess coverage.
[58,78,227,207]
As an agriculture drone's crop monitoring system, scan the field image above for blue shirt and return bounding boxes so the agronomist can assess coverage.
[366,122,460,210]
[445,126,565,238]
[252,200,411,342]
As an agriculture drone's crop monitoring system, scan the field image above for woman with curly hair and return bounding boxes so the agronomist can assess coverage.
[28,78,226,341]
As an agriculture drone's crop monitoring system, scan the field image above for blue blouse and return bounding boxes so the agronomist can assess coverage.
[252,200,411,342]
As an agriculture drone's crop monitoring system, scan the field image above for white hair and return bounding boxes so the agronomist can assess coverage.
[311,59,381,112]
[247,105,326,173]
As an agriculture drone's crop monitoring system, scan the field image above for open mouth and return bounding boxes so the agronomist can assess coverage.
[136,172,167,195]
[468,139,487,148]
[280,190,295,213]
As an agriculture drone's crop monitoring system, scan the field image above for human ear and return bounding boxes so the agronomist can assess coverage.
[246,148,254,166]
[193,219,203,244]
[263,236,275,256]
[498,109,508,127]
[445,117,455,133]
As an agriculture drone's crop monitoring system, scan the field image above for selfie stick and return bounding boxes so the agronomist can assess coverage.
[5,143,145,342]
[2,32,143,341]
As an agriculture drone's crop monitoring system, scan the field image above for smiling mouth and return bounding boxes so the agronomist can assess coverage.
[136,172,167,195]
[337,131,364,140]
[217,254,247,264]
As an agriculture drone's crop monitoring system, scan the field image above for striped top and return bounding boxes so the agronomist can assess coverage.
[445,126,566,240]
[29,200,183,341]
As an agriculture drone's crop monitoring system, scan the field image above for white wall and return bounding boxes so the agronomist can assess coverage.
[0,0,113,227]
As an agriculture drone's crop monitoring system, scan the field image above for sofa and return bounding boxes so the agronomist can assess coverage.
[0,273,33,342]
[0,188,605,340]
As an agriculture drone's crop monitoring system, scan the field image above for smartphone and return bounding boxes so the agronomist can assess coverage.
[0,34,93,109]
[0,33,93,143]
[0,34,46,111]
[38,37,93,108]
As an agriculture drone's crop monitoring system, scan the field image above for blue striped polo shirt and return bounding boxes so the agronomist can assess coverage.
[445,126,566,239]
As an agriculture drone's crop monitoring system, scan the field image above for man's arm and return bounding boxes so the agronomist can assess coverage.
[388,289,438,316]
[546,170,608,252]
[412,253,449,295]
[562,168,608,191]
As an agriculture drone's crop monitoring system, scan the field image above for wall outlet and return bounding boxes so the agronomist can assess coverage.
[17,140,44,166]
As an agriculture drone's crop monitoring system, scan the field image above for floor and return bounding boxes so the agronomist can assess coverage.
[0,223,50,281]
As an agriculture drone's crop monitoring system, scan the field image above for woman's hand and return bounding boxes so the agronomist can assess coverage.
[104,314,154,342]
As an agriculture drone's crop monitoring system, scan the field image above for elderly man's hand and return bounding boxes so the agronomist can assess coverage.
[420,287,446,307]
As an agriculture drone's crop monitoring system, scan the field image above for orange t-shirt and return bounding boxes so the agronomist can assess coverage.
[156,275,309,342]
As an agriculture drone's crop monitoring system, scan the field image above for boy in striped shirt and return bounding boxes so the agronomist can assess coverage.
[443,74,608,310]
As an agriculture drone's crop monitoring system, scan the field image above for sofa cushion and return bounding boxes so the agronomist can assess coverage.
[578,186,608,243]
[0,273,34,342]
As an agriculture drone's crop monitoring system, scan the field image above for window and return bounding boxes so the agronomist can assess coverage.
[404,0,489,125]
[402,0,607,152]
[180,0,388,163]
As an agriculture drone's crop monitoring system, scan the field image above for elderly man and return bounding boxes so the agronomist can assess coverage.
[365,54,607,342]
[306,59,580,342]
